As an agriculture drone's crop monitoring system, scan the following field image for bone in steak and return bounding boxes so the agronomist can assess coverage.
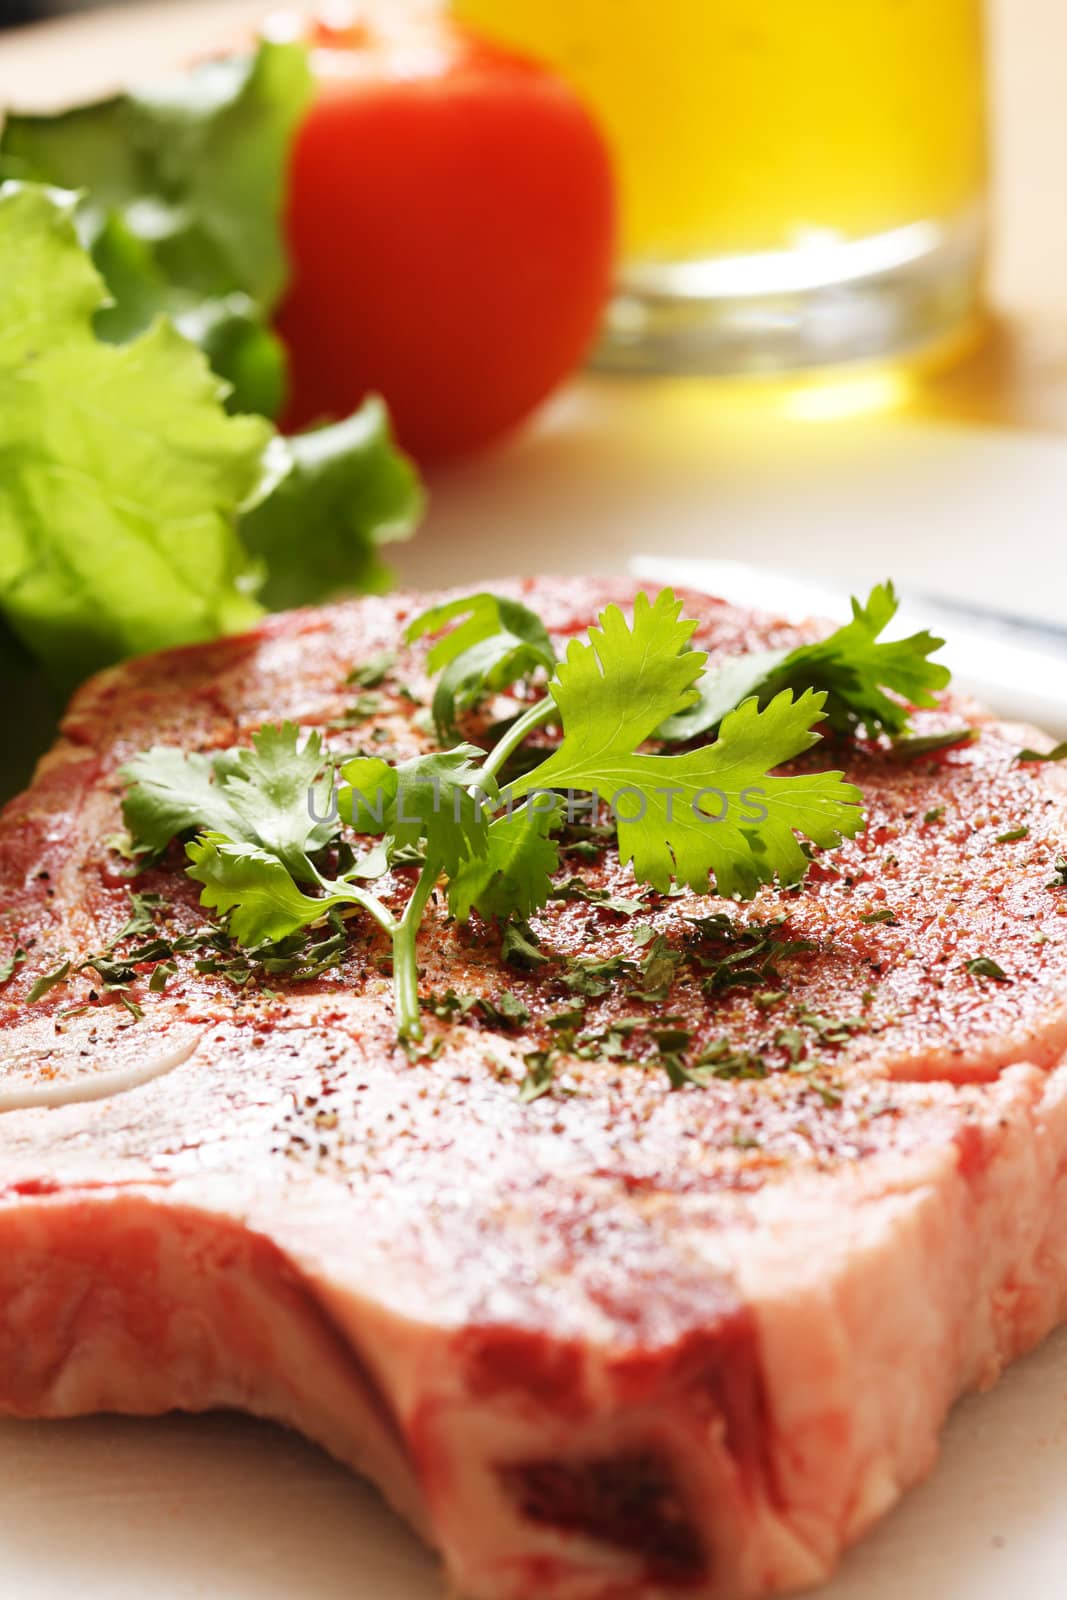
[3,579,1067,1600]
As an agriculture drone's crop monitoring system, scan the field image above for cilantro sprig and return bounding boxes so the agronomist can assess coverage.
[658,581,948,744]
[404,591,556,742]
[120,588,870,1042]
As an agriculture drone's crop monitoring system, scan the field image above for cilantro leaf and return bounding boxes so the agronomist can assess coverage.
[405,591,556,740]
[0,182,268,691]
[656,647,790,744]
[547,588,704,755]
[447,799,561,923]
[513,596,862,897]
[122,723,335,873]
[0,42,312,416]
[340,746,496,875]
[239,399,422,609]
[121,748,245,856]
[213,723,337,873]
[660,582,948,743]
[186,835,351,946]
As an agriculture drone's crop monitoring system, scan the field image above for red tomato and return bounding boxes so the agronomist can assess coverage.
[273,8,616,462]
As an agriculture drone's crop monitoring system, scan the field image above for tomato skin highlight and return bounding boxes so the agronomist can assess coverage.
[274,18,616,462]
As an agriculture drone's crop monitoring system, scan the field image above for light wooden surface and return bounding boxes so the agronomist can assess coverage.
[4,0,1067,433]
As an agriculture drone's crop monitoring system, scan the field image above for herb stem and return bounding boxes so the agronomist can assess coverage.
[312,871,397,938]
[392,853,443,1039]
[479,696,556,787]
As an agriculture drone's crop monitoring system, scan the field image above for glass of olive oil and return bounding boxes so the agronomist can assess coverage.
[452,0,987,374]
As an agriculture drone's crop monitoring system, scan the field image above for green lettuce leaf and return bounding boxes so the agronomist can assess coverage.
[0,182,421,696]
[0,181,268,691]
[0,41,312,416]
[240,400,423,610]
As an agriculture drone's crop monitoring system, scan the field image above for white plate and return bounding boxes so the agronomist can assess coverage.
[6,390,1067,1599]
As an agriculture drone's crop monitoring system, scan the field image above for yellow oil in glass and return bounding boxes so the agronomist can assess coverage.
[452,0,987,373]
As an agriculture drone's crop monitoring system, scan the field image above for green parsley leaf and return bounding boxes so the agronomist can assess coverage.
[405,591,557,740]
[500,917,550,969]
[327,693,383,730]
[428,987,530,1030]
[347,650,397,689]
[447,799,560,923]
[557,819,614,860]
[213,722,336,875]
[239,399,422,609]
[0,181,269,691]
[673,1038,769,1085]
[964,956,1010,982]
[120,748,243,857]
[563,953,638,997]
[543,588,704,753]
[0,947,27,985]
[659,582,949,743]
[1017,742,1067,764]
[546,1006,586,1032]
[653,1026,692,1053]
[996,826,1030,844]
[775,1025,805,1063]
[492,990,531,1026]
[426,989,480,1021]
[796,1009,866,1044]
[113,891,168,943]
[547,876,645,915]
[26,960,72,1004]
[518,1049,558,1103]
[627,935,683,1003]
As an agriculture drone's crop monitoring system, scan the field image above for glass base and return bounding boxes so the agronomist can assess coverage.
[593,208,985,376]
